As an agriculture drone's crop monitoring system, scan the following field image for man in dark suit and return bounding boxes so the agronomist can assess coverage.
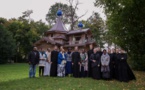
[28,47,39,78]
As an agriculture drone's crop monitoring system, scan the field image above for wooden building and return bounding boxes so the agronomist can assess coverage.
[34,10,96,51]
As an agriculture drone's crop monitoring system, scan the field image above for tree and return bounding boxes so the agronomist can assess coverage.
[0,18,7,24]
[22,10,33,23]
[83,12,105,47]
[67,0,87,30]
[46,3,72,26]
[5,10,50,63]
[95,0,145,70]
[0,10,50,63]
[46,0,87,30]
[0,21,16,64]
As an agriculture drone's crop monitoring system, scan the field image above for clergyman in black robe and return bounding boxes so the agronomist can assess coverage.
[72,46,81,78]
[87,44,94,77]
[98,47,103,57]
[90,48,101,79]
[117,50,136,82]
[50,46,59,77]
[114,49,120,80]
[108,49,115,79]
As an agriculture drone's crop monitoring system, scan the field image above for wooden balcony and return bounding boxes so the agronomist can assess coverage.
[64,38,95,47]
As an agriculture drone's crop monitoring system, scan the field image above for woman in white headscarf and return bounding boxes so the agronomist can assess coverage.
[44,48,51,76]
[101,49,110,79]
[38,48,47,77]
[80,49,88,77]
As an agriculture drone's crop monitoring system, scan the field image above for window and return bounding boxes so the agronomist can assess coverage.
[75,37,81,41]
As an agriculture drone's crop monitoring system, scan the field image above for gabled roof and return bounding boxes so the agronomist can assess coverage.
[34,37,55,45]
[34,37,64,46]
[48,17,67,33]
[67,28,90,35]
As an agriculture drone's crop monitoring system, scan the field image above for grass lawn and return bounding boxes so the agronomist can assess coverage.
[0,63,145,90]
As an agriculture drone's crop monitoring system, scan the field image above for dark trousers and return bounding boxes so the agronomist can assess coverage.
[39,66,44,76]
[88,61,92,77]
[80,66,85,77]
[80,66,88,77]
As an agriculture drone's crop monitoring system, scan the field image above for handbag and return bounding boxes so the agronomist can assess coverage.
[61,60,66,65]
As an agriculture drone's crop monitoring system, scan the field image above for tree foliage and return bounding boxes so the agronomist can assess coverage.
[0,11,50,63]
[46,3,72,26]
[0,20,16,64]
[95,0,145,70]
[46,1,87,30]
[83,12,105,47]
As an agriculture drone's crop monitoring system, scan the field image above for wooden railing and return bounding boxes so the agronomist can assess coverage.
[65,38,95,45]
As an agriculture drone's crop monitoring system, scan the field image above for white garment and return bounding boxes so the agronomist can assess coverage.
[101,53,110,66]
[57,64,65,77]
[44,51,51,76]
[57,52,66,77]
[44,62,51,76]
[39,52,46,66]
[62,53,65,59]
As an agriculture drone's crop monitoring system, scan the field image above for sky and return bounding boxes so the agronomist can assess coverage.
[0,0,106,24]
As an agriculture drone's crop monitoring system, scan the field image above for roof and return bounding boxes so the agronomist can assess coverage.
[34,37,64,46]
[34,37,54,45]
[48,17,67,33]
[67,28,90,35]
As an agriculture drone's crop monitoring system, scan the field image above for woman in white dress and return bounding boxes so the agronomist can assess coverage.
[80,49,88,77]
[38,48,47,77]
[44,48,51,76]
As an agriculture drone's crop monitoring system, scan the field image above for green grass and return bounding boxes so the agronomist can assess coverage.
[0,63,145,90]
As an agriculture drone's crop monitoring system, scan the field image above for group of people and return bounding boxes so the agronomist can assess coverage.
[28,45,136,82]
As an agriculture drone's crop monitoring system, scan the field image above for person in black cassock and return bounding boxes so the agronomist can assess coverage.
[72,46,81,78]
[90,48,101,79]
[97,47,103,57]
[108,48,115,79]
[114,49,120,80]
[50,46,59,77]
[87,44,94,77]
[117,49,136,82]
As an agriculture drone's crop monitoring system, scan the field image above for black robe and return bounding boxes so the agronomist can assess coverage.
[90,53,101,79]
[98,51,103,57]
[87,49,93,77]
[50,50,59,77]
[118,53,136,82]
[109,53,115,79]
[114,53,120,80]
[72,52,81,78]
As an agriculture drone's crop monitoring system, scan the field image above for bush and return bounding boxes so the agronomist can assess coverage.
[130,54,145,71]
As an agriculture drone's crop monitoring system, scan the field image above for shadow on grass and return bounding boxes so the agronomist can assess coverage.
[0,76,142,90]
